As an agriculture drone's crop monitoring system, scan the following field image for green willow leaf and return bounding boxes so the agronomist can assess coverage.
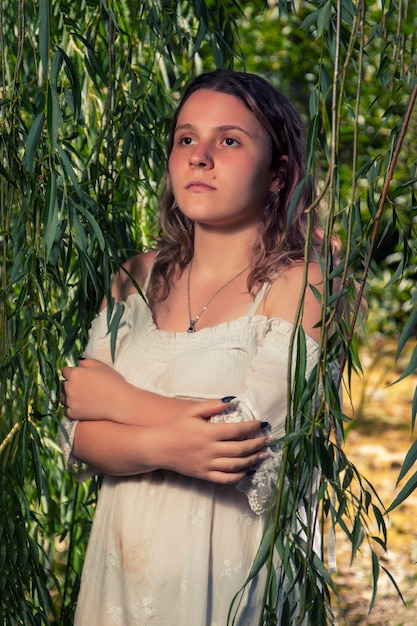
[58,46,82,118]
[29,423,43,501]
[44,171,59,261]
[380,564,405,605]
[76,204,106,251]
[39,0,49,76]
[23,112,45,171]
[48,50,64,153]
[386,470,417,513]
[317,0,332,37]
[108,303,125,363]
[57,144,81,192]
[369,549,379,611]
[392,345,417,385]
[229,518,276,620]
[395,308,417,360]
[292,328,307,413]
[395,438,417,485]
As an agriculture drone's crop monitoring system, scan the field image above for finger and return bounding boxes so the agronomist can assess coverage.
[213,420,270,442]
[211,447,269,472]
[189,398,234,420]
[206,471,247,485]
[206,464,265,485]
[219,435,269,458]
[61,366,74,379]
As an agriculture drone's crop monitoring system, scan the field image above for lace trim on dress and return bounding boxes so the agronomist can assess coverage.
[58,417,97,480]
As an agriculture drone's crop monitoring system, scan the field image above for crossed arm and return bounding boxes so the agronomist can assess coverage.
[61,359,269,483]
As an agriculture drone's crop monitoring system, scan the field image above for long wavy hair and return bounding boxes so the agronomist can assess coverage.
[149,69,322,304]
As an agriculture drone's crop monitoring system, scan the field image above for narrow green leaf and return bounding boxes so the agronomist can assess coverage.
[286,178,308,234]
[317,0,331,36]
[392,345,417,384]
[395,308,417,360]
[109,304,125,362]
[39,0,49,76]
[23,112,45,171]
[395,439,417,484]
[245,520,275,584]
[369,550,379,612]
[72,210,87,252]
[386,471,417,513]
[380,564,405,605]
[292,328,307,414]
[29,423,43,501]
[306,113,320,171]
[48,50,64,152]
[76,204,105,251]
[57,144,81,192]
[44,171,59,261]
[56,45,82,118]
[301,8,322,30]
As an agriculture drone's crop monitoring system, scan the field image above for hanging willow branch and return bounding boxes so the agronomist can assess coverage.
[337,82,417,389]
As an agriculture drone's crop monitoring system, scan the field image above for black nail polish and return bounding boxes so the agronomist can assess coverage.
[246,467,257,476]
[260,421,270,429]
[221,395,236,403]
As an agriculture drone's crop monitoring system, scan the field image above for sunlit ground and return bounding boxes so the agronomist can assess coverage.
[331,339,417,625]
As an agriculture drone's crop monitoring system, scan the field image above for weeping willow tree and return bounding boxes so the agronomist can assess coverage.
[229,2,417,623]
[0,0,416,624]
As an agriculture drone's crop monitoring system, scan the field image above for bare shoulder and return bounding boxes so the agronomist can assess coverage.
[279,261,323,285]
[263,262,324,342]
[99,250,158,310]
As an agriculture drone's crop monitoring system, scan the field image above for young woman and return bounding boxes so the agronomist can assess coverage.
[60,69,327,625]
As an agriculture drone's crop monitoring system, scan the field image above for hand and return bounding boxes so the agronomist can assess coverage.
[146,399,270,484]
[61,359,128,422]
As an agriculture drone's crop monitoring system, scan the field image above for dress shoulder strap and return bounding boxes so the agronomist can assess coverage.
[246,282,270,317]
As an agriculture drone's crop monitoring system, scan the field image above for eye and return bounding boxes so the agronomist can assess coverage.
[179,136,195,145]
[222,137,240,147]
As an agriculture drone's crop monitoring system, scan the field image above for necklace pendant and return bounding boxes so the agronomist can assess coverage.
[187,320,196,333]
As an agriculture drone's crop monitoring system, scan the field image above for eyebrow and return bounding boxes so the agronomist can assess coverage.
[174,123,254,139]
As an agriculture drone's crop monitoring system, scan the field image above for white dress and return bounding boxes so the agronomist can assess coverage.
[60,286,320,626]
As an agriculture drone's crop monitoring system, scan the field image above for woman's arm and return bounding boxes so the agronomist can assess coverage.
[62,360,270,481]
[62,358,194,426]
[72,399,270,483]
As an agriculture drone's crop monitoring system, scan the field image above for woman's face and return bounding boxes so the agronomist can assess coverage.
[168,89,277,231]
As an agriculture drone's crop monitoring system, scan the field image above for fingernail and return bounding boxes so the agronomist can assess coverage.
[246,467,256,476]
[258,451,270,461]
[78,356,86,361]
[221,396,236,403]
[260,421,270,429]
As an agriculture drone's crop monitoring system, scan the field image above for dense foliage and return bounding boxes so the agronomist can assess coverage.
[1,0,416,624]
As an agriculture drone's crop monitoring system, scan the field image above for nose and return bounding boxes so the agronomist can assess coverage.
[189,143,214,169]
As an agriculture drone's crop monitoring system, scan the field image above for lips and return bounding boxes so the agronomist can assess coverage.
[186,181,216,191]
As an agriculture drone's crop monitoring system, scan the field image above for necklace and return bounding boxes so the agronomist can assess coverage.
[187,261,249,333]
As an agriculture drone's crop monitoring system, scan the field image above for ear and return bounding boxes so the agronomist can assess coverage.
[269,155,288,193]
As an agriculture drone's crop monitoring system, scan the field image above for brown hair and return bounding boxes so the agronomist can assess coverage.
[149,69,322,304]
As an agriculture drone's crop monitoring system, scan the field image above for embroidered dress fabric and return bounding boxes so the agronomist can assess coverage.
[60,289,320,626]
